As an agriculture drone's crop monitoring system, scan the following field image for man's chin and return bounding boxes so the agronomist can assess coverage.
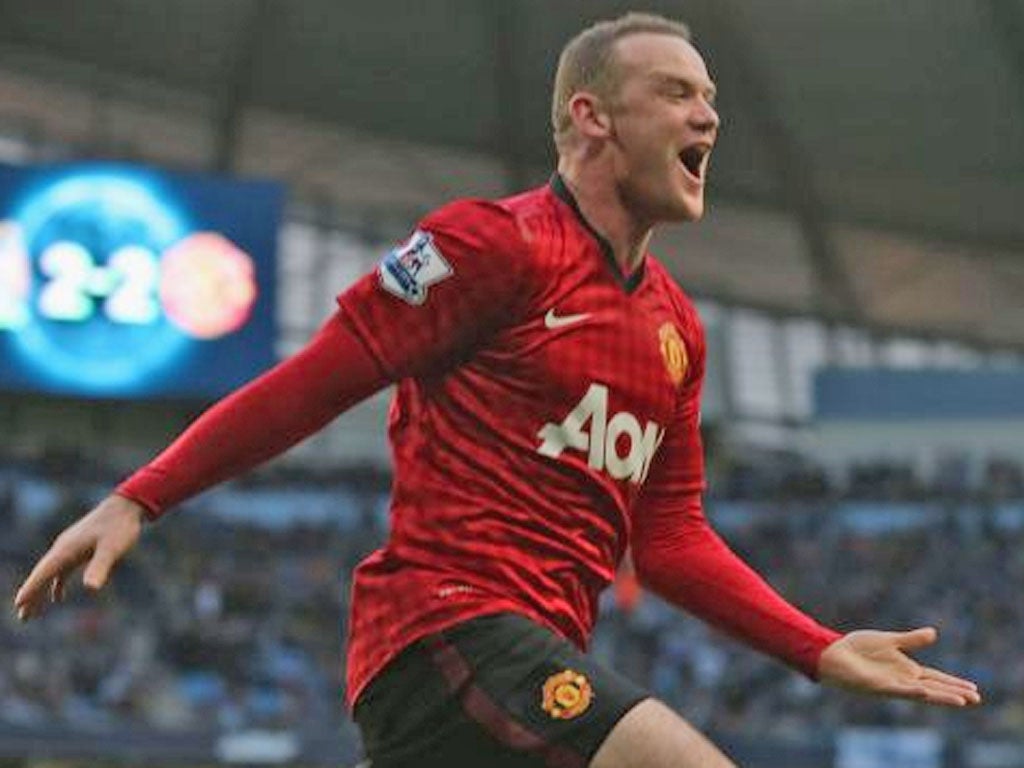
[665,196,704,223]
[681,204,704,222]
[629,187,705,224]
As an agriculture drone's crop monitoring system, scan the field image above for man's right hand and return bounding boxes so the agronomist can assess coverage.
[13,494,145,621]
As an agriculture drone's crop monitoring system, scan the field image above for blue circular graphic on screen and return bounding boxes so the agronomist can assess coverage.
[9,168,193,395]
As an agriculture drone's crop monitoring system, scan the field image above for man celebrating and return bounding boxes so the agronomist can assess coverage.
[14,13,980,768]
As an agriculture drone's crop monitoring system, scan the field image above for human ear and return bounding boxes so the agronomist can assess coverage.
[568,92,613,140]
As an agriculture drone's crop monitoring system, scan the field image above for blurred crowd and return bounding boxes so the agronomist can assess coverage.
[1,452,1023,749]
[716,453,1024,503]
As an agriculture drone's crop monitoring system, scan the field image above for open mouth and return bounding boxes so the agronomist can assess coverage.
[678,144,711,183]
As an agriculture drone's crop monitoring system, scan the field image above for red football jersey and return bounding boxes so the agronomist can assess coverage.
[338,176,706,708]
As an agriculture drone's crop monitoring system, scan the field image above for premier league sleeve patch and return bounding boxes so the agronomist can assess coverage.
[378,230,453,305]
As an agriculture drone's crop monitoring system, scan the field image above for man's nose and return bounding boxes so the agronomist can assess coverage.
[691,99,720,134]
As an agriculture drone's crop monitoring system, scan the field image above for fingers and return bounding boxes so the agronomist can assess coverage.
[13,537,89,620]
[15,544,118,620]
[14,543,120,621]
[895,626,938,652]
[49,573,66,604]
[880,679,972,708]
[920,666,979,691]
[919,667,982,705]
[13,500,140,621]
[881,666,982,708]
[890,630,982,707]
[82,545,118,591]
[915,679,982,707]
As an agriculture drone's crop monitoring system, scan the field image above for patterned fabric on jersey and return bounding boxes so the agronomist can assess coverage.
[338,175,708,709]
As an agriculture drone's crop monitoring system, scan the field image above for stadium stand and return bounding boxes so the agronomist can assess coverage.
[2,451,1022,765]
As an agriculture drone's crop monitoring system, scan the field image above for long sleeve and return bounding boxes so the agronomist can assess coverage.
[630,306,840,679]
[336,198,531,380]
[117,311,389,520]
[119,198,532,521]
[632,490,841,678]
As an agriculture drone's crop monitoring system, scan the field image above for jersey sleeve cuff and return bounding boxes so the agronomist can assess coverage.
[802,627,845,680]
[115,476,164,523]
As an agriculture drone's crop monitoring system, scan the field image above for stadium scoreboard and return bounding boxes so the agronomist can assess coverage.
[0,161,283,399]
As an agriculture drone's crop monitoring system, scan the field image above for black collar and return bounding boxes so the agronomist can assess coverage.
[549,173,645,293]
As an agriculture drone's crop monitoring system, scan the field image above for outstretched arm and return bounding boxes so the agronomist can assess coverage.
[632,490,839,677]
[633,303,979,707]
[13,311,388,619]
[631,491,980,707]
[115,312,386,519]
[14,198,533,621]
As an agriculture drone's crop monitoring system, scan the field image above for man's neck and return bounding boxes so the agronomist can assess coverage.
[557,161,653,275]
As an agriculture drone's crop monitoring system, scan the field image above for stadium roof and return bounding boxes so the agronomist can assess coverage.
[1,0,1023,349]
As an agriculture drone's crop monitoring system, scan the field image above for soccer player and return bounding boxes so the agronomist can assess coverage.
[13,12,980,768]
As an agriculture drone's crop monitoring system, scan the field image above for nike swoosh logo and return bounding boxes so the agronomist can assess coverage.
[544,308,591,329]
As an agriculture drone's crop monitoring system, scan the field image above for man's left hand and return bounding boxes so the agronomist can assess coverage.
[817,627,982,707]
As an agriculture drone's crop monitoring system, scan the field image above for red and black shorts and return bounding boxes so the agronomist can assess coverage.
[352,612,649,768]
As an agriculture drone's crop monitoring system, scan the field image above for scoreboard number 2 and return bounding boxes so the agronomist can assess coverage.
[37,240,161,326]
[0,213,257,342]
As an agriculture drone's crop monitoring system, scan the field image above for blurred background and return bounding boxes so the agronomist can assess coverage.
[0,1,1022,766]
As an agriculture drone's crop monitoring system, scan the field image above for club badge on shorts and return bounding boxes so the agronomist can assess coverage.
[541,669,593,720]
[378,229,452,305]
[658,322,688,386]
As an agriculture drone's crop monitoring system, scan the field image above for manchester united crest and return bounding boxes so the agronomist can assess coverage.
[541,669,593,720]
[658,323,688,386]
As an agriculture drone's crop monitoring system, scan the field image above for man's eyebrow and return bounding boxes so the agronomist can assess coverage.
[653,73,717,102]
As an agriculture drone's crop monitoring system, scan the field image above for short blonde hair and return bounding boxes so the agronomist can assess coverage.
[551,13,692,150]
